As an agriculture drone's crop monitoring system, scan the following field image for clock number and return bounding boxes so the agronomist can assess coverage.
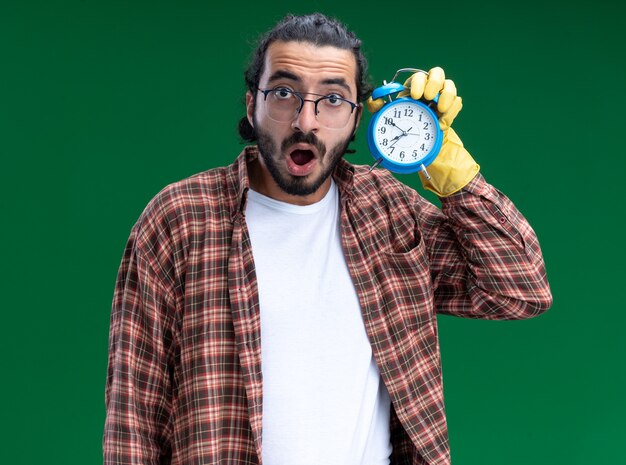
[389,146,395,154]
[404,108,414,117]
[423,122,429,130]
[384,117,394,125]
[382,138,388,146]
[424,132,431,140]
[378,126,386,134]
[393,109,402,118]
[412,150,418,158]
[418,113,423,122]
[420,144,426,151]
[399,151,405,159]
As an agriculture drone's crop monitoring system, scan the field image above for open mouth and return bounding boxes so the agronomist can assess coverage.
[285,146,318,176]
[290,149,315,166]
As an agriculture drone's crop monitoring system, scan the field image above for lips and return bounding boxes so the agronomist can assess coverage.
[285,144,319,176]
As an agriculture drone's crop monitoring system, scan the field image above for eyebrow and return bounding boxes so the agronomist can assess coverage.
[320,78,351,93]
[267,70,353,94]
[267,70,300,84]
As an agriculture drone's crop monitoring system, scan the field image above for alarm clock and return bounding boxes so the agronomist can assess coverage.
[367,70,444,176]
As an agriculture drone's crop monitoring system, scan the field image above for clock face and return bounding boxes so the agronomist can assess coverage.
[372,100,439,165]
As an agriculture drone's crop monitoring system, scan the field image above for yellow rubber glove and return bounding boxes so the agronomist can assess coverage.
[418,127,479,196]
[367,67,480,197]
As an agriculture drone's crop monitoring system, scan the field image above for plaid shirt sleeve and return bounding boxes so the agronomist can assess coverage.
[104,196,180,465]
[423,173,552,319]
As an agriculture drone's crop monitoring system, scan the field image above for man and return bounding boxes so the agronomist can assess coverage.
[104,13,552,465]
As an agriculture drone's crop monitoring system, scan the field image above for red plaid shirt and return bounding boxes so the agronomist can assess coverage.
[104,146,551,465]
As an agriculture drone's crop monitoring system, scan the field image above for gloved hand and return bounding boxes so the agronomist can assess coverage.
[366,67,479,197]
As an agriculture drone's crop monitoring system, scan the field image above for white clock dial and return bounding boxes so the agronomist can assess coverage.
[373,101,438,164]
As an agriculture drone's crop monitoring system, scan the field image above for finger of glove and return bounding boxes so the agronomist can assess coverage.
[437,79,457,114]
[397,88,410,98]
[439,96,462,130]
[367,96,385,113]
[408,72,427,100]
[424,66,445,101]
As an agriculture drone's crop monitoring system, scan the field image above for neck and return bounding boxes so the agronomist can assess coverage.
[248,158,332,206]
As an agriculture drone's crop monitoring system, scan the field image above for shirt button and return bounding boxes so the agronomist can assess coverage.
[498,216,507,224]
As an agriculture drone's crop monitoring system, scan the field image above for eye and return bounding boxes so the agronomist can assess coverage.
[325,93,344,106]
[272,87,294,100]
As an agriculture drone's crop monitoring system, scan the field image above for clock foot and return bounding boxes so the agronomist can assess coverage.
[368,158,383,173]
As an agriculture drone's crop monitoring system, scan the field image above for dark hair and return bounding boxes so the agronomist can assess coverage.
[238,13,372,142]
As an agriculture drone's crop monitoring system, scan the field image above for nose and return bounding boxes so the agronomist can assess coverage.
[291,99,320,133]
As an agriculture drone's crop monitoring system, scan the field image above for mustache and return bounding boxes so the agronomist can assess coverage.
[281,132,326,156]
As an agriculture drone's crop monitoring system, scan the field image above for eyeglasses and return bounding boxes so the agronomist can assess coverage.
[258,87,358,129]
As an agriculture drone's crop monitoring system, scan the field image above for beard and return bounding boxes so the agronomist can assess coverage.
[253,115,355,197]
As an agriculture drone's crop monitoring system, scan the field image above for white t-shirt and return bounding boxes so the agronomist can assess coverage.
[246,181,392,465]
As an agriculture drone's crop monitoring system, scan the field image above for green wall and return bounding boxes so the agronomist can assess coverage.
[2,1,624,463]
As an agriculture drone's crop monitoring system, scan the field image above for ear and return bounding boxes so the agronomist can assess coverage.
[246,91,255,128]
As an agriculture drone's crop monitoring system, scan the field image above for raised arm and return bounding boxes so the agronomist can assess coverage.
[423,173,552,319]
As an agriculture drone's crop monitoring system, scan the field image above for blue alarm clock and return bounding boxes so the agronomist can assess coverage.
[367,69,444,176]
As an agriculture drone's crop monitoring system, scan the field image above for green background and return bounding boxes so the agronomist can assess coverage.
[2,0,624,464]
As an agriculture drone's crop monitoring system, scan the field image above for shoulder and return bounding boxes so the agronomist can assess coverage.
[131,159,243,250]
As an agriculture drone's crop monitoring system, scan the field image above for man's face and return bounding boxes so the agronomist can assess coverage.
[246,41,361,205]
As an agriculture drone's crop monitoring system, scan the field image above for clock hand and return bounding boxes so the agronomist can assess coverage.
[390,133,408,147]
[388,120,409,134]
